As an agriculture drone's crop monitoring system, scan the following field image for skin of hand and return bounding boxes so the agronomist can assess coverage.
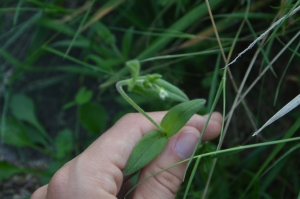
[31,111,222,199]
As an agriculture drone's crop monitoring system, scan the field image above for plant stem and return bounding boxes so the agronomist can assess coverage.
[116,80,166,134]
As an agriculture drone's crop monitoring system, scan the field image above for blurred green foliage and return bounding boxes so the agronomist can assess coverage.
[0,0,300,198]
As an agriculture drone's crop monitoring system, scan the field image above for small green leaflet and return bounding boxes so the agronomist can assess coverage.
[75,87,93,105]
[124,130,167,175]
[126,60,140,91]
[161,99,206,138]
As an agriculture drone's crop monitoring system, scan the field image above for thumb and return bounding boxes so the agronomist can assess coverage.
[132,126,200,199]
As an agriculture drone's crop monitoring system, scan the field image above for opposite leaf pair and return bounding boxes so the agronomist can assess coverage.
[119,60,206,175]
[124,99,206,175]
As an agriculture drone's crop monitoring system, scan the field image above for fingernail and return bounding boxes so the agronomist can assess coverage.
[175,131,199,159]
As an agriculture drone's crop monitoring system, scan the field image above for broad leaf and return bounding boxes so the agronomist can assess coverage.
[75,87,93,105]
[79,102,107,135]
[124,130,168,175]
[0,118,32,147]
[55,129,73,159]
[161,99,206,138]
[10,94,37,124]
[25,125,49,147]
[9,94,49,140]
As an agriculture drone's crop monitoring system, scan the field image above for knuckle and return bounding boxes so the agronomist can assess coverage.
[151,167,182,196]
[120,113,141,123]
[47,165,70,197]
[97,164,120,195]
[31,187,45,199]
[116,113,144,128]
[75,154,119,196]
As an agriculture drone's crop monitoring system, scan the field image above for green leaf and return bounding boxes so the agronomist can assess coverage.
[155,79,189,102]
[9,94,50,142]
[130,77,188,102]
[0,118,32,147]
[95,22,116,45]
[124,130,167,175]
[126,60,140,90]
[25,125,49,147]
[122,26,134,59]
[130,82,160,99]
[161,99,206,138]
[79,102,107,135]
[55,129,73,159]
[87,54,122,71]
[75,87,93,105]
[0,161,29,181]
[10,94,36,122]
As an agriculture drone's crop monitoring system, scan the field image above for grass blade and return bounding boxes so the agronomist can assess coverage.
[225,5,300,68]
[13,0,25,26]
[253,94,300,136]
[244,116,300,196]
[136,1,222,60]
[65,0,95,56]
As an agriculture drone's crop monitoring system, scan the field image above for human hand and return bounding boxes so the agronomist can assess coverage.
[31,111,222,199]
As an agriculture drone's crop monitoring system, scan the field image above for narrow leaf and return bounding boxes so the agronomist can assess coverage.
[130,82,160,99]
[253,94,300,136]
[65,0,95,56]
[161,99,206,138]
[122,26,134,58]
[124,130,167,175]
[126,60,140,90]
[155,79,189,102]
[130,78,188,102]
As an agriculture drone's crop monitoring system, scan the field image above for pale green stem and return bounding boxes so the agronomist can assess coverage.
[116,80,166,134]
[184,77,224,199]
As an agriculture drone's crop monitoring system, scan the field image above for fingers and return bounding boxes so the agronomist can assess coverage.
[31,185,47,199]
[84,111,221,175]
[131,112,222,199]
[30,111,222,199]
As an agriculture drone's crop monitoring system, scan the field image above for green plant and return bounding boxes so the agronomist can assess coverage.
[1,0,300,198]
[116,60,206,174]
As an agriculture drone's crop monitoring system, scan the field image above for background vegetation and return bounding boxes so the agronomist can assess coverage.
[0,0,299,198]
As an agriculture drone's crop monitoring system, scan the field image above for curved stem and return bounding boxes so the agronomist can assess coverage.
[116,80,166,134]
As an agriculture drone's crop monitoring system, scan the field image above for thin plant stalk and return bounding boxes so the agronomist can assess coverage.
[183,77,224,198]
[116,80,165,134]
